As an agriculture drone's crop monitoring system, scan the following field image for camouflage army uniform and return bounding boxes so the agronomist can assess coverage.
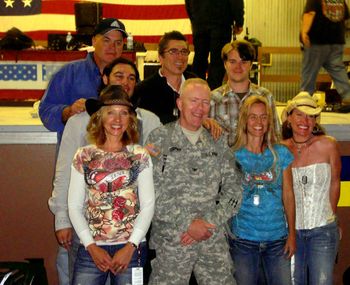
[146,121,242,285]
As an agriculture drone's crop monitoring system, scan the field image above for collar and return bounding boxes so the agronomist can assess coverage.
[223,81,252,97]
[158,69,185,92]
[173,121,212,147]
[87,52,101,74]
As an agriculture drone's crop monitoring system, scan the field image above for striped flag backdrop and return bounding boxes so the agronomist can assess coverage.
[0,0,192,44]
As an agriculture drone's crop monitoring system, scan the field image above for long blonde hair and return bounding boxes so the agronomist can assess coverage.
[232,95,279,167]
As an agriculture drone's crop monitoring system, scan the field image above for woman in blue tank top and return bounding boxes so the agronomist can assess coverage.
[227,95,296,285]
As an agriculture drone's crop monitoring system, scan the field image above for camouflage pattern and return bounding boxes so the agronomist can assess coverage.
[146,121,242,285]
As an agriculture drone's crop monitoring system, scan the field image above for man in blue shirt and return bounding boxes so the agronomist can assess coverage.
[39,18,127,285]
[39,18,127,144]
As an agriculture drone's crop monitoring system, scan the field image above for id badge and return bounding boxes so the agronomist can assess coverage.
[253,194,260,206]
[132,267,143,285]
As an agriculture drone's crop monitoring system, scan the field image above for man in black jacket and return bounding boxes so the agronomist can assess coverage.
[185,0,244,90]
[132,31,196,124]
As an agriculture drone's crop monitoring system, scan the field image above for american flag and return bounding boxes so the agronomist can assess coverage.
[0,0,192,44]
[0,0,41,15]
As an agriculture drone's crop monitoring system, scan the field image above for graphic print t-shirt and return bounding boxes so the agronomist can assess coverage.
[232,144,294,242]
[72,144,150,244]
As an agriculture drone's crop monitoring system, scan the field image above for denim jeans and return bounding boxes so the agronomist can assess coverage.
[301,44,350,101]
[293,221,339,285]
[56,246,69,285]
[229,236,292,285]
[72,242,147,285]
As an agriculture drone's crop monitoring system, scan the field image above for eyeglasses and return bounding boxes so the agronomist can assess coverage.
[163,48,190,56]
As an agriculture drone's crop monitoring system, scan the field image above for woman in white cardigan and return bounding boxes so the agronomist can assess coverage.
[68,85,155,285]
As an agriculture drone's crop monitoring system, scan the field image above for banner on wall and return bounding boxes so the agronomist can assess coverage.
[0,0,191,44]
[0,0,41,16]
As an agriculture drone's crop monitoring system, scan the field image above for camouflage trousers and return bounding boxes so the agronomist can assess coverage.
[149,232,236,285]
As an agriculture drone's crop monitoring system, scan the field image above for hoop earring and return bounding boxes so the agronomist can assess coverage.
[312,125,320,134]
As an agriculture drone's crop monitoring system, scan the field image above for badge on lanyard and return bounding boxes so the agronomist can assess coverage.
[253,194,260,206]
[173,107,178,117]
[132,267,143,285]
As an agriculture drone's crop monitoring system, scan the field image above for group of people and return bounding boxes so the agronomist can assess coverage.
[40,2,343,283]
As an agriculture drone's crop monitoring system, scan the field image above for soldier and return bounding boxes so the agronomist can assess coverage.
[146,78,242,285]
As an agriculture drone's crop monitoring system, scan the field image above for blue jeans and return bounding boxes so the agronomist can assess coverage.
[301,44,350,101]
[229,236,292,285]
[293,221,339,285]
[56,246,69,285]
[72,242,147,285]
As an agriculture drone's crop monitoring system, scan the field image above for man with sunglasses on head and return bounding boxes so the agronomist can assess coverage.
[132,30,197,124]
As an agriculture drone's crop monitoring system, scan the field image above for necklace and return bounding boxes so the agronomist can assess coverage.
[292,135,313,187]
[291,135,314,158]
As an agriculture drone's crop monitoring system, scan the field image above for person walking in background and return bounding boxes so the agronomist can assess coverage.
[281,92,341,285]
[146,78,242,285]
[300,0,350,112]
[227,95,296,285]
[39,18,127,144]
[210,40,280,147]
[185,0,244,90]
[68,85,155,284]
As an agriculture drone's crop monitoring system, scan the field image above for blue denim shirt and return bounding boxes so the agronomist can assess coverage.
[39,52,101,144]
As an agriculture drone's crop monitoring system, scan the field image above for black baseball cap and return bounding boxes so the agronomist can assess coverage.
[93,18,127,38]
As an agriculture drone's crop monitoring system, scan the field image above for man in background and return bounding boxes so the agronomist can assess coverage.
[132,30,197,124]
[301,0,350,112]
[185,0,244,90]
[39,18,127,144]
[210,40,280,147]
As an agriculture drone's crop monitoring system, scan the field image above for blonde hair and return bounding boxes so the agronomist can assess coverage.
[87,106,139,146]
[179,78,210,97]
[232,95,279,167]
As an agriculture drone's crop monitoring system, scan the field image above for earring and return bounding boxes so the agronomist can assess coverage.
[312,125,320,134]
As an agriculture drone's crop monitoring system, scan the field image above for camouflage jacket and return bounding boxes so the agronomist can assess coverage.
[146,121,242,245]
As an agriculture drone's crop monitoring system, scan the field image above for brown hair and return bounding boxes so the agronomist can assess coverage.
[158,30,188,56]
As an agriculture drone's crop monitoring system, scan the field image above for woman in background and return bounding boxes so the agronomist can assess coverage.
[281,92,341,285]
[68,85,155,285]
